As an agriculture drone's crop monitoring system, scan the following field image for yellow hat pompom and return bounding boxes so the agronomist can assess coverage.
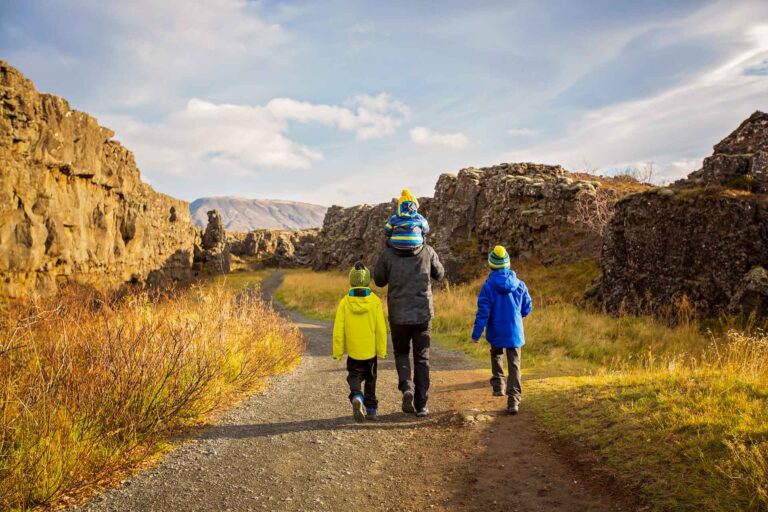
[493,245,507,258]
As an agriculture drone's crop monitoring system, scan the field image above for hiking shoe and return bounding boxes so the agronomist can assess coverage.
[416,407,430,418]
[366,408,378,420]
[351,394,366,423]
[508,403,519,415]
[492,389,504,397]
[402,390,416,414]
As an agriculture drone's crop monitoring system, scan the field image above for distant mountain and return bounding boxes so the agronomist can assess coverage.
[190,197,327,232]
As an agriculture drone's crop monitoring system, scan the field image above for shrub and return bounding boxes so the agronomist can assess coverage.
[0,283,302,510]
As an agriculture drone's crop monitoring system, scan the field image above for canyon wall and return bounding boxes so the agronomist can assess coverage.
[227,228,320,268]
[313,163,643,281]
[596,111,768,316]
[0,62,198,297]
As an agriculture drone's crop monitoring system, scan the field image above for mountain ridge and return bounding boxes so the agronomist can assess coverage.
[190,197,327,232]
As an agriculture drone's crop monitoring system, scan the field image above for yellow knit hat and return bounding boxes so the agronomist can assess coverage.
[488,245,511,269]
[398,189,419,209]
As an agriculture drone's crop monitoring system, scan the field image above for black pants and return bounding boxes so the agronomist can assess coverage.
[347,356,378,409]
[390,322,431,410]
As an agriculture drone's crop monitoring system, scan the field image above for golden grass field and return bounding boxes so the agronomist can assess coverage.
[0,273,301,511]
[277,262,768,512]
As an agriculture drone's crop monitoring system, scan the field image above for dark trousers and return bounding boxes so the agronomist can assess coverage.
[390,322,431,410]
[490,347,522,406]
[347,356,378,409]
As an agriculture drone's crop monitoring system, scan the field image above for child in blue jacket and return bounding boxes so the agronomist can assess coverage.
[471,245,532,415]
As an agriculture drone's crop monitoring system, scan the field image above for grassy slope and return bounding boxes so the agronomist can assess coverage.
[276,263,768,511]
[0,273,301,511]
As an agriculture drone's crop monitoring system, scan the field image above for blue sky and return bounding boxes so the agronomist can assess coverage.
[2,0,767,205]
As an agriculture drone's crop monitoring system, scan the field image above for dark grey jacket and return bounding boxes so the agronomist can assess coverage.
[373,244,445,325]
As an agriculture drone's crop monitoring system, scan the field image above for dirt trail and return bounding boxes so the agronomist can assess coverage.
[79,273,631,512]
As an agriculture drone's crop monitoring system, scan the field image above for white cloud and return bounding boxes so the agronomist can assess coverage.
[503,6,768,184]
[267,93,409,140]
[507,128,538,137]
[409,127,468,148]
[106,93,409,177]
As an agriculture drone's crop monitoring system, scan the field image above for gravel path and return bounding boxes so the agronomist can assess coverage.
[78,273,632,512]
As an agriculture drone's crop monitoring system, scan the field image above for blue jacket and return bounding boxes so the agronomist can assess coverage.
[471,269,532,348]
[384,200,430,251]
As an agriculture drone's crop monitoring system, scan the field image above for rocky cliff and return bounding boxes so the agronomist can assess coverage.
[313,163,644,281]
[596,111,768,316]
[227,229,319,268]
[0,62,198,296]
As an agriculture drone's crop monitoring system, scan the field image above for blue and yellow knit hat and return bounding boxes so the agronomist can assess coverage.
[487,245,510,270]
[349,262,371,287]
[397,189,419,216]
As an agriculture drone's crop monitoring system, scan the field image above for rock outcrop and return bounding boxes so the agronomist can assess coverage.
[194,210,230,274]
[313,163,642,281]
[227,229,319,268]
[0,62,198,296]
[596,111,768,316]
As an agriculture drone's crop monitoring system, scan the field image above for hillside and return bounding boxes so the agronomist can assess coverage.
[190,197,327,232]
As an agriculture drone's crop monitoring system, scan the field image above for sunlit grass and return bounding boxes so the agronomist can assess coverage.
[276,261,768,511]
[0,282,302,511]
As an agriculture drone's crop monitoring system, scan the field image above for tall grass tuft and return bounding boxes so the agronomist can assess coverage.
[0,283,302,511]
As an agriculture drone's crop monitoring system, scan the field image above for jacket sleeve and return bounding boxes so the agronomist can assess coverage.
[373,250,389,287]
[384,216,393,238]
[520,282,533,318]
[472,282,492,341]
[332,298,346,359]
[375,300,388,358]
[419,214,430,236]
[430,247,445,281]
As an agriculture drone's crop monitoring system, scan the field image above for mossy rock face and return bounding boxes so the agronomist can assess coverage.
[726,175,756,192]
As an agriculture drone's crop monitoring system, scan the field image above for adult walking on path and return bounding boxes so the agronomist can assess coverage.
[373,241,445,417]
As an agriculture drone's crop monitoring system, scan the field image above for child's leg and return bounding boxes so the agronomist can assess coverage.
[506,347,522,406]
[346,357,365,402]
[362,357,378,410]
[489,347,506,392]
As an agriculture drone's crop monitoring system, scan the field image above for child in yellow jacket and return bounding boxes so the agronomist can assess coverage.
[333,262,388,422]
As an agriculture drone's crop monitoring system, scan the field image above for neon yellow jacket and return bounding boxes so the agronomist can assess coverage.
[333,288,387,360]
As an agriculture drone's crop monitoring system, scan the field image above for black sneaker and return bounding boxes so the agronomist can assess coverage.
[366,408,378,420]
[492,389,504,397]
[402,390,416,414]
[508,403,519,415]
[416,407,430,418]
[352,395,366,422]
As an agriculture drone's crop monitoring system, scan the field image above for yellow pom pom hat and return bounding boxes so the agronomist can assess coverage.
[488,245,511,270]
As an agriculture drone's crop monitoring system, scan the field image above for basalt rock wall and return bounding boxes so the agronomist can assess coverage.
[596,111,768,316]
[227,228,320,268]
[0,62,198,296]
[313,163,640,281]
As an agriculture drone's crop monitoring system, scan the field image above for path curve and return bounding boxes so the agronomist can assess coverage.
[79,273,630,512]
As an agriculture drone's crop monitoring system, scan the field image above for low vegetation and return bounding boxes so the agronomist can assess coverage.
[0,277,302,511]
[277,262,768,511]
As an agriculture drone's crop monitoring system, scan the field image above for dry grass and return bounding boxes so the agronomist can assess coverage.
[0,280,302,511]
[276,262,768,511]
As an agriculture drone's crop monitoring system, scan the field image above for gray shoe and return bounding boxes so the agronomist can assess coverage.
[352,395,366,423]
[492,389,504,397]
[508,403,519,415]
[402,390,416,414]
[416,407,429,418]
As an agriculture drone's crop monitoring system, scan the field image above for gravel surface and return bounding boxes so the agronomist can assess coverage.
[77,273,632,512]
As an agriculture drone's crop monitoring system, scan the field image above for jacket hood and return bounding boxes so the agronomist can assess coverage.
[488,268,521,293]
[347,291,377,314]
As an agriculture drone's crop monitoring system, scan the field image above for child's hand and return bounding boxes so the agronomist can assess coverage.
[471,338,480,344]
[332,355,342,361]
